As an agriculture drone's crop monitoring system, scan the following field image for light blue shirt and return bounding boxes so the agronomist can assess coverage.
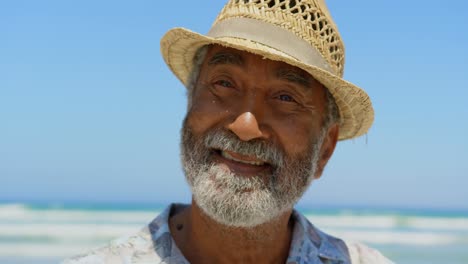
[63,204,392,264]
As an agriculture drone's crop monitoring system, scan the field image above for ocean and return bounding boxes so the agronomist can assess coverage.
[1,202,467,264]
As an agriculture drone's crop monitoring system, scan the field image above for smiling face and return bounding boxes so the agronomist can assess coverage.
[181,45,338,227]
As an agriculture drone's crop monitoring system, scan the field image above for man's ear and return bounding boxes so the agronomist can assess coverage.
[314,123,339,179]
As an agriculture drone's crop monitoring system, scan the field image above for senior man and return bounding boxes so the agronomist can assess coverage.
[65,0,392,263]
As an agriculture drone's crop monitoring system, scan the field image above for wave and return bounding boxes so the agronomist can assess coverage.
[0,223,141,242]
[0,203,158,224]
[305,214,468,231]
[1,202,468,258]
[323,229,464,246]
[3,203,468,230]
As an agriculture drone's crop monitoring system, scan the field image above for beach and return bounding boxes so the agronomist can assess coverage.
[1,202,467,264]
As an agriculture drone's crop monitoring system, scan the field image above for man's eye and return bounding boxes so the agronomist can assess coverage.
[214,80,233,88]
[278,94,295,102]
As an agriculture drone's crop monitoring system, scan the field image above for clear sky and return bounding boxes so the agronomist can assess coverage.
[1,0,467,209]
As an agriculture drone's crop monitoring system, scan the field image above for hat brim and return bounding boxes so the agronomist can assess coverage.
[160,27,374,140]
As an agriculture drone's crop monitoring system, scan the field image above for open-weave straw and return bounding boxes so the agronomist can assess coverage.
[160,0,374,140]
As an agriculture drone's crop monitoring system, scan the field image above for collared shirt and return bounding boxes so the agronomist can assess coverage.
[63,204,393,264]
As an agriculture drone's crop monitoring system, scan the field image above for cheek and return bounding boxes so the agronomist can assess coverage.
[186,94,230,136]
[273,118,317,156]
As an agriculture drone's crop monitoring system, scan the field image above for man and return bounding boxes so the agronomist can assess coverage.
[65,0,392,263]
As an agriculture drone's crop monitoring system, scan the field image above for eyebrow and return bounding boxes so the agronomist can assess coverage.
[208,52,244,66]
[276,68,312,88]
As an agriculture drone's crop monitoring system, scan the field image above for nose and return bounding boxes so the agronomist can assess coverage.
[227,112,266,141]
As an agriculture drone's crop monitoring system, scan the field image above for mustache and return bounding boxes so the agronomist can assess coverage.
[203,129,285,168]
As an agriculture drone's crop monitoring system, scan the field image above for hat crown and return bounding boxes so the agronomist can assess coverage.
[214,0,345,77]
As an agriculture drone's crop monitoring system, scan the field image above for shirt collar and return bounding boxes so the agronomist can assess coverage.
[287,209,349,263]
[148,203,189,263]
[149,204,349,263]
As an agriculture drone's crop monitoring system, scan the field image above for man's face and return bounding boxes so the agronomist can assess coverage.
[181,45,336,227]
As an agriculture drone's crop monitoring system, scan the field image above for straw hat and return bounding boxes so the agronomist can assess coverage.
[160,0,374,140]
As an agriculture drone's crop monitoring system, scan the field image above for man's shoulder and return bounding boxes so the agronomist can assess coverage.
[293,210,393,264]
[62,226,162,264]
[344,241,394,264]
[62,204,182,264]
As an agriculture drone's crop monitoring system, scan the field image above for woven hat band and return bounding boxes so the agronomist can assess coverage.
[207,17,335,75]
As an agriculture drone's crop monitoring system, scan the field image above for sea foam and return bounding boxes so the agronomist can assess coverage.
[1,203,467,258]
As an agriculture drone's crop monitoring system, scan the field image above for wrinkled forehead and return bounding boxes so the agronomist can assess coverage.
[200,44,325,92]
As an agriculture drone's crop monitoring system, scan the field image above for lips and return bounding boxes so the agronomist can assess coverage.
[214,149,271,175]
[221,150,266,166]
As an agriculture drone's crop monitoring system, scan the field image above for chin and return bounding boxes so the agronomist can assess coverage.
[189,163,296,228]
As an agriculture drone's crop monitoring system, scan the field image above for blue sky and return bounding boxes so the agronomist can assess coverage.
[1,0,467,209]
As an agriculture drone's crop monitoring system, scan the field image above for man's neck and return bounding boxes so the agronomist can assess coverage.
[169,201,294,264]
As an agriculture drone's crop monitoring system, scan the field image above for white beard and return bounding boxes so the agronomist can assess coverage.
[181,123,326,228]
[189,163,283,227]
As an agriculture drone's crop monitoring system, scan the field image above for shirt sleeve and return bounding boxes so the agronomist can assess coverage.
[345,241,394,264]
[61,227,160,264]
